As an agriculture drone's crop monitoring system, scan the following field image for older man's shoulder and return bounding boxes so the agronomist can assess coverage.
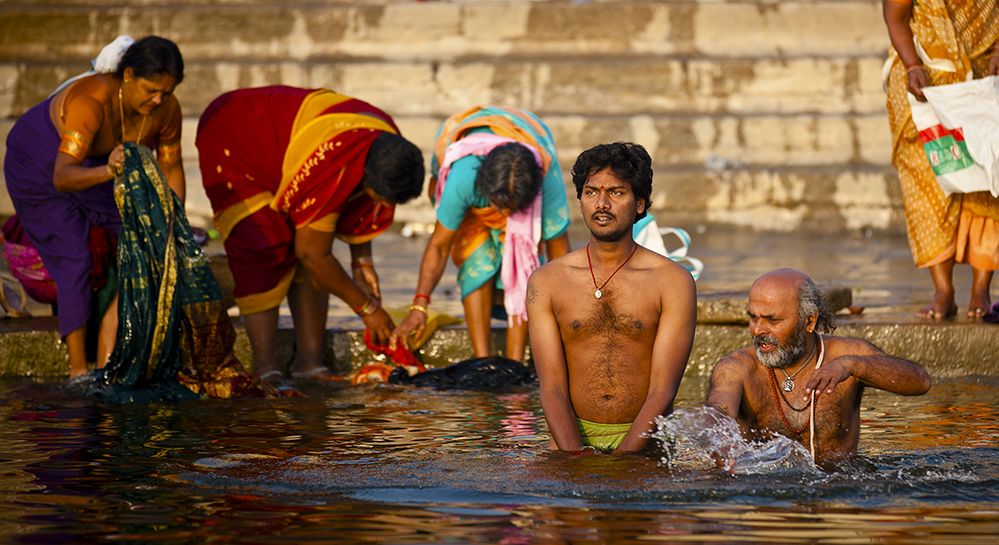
[819,334,882,358]
[711,347,758,379]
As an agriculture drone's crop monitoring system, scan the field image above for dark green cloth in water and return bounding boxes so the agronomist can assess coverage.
[96,143,262,403]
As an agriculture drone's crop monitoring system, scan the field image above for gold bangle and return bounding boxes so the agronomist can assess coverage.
[409,304,428,315]
[352,257,374,268]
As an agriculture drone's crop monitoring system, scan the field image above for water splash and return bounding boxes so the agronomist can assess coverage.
[651,406,817,475]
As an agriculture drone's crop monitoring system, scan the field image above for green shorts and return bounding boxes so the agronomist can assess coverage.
[577,418,632,450]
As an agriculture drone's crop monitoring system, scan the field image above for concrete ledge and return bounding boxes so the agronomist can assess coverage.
[3,311,994,381]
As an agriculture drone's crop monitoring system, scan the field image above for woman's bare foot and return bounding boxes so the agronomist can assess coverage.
[917,289,956,320]
[967,291,992,319]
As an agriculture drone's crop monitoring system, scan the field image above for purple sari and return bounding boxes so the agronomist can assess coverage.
[3,96,121,337]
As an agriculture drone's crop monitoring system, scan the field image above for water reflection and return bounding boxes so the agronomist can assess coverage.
[0,377,995,543]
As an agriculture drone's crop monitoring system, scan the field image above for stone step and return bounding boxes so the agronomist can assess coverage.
[0,1,888,62]
[1,317,993,381]
[2,53,889,119]
[0,112,900,233]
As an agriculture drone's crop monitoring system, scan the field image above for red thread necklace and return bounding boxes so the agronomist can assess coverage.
[585,242,638,299]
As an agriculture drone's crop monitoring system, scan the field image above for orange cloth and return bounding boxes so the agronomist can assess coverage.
[885,0,999,269]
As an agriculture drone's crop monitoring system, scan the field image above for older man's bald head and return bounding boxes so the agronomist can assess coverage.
[749,268,834,335]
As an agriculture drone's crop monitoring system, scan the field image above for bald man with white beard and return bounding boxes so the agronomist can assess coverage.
[707,268,931,467]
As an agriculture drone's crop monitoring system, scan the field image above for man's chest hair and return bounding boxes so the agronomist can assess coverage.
[557,297,658,340]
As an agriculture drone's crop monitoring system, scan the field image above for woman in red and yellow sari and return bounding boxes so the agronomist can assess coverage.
[883,0,999,319]
[196,86,424,382]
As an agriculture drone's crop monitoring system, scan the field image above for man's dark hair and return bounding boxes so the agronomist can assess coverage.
[363,132,425,204]
[474,143,543,212]
[570,142,653,223]
[116,36,185,84]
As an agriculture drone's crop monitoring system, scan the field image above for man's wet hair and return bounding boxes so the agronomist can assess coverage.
[571,142,653,223]
[474,143,543,212]
[363,133,425,204]
[116,36,185,84]
[797,277,836,334]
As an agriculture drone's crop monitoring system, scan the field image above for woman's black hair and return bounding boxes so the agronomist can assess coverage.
[362,133,425,204]
[115,36,184,83]
[474,143,543,212]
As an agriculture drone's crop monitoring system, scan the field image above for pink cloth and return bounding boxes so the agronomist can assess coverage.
[435,133,543,324]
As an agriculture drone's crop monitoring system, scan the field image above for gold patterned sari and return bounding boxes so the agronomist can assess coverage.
[886,0,999,269]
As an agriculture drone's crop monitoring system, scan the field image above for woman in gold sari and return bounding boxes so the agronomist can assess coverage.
[883,0,999,319]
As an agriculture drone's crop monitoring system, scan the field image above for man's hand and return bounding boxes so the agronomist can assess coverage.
[390,310,427,350]
[362,307,395,345]
[803,357,853,399]
[908,66,930,102]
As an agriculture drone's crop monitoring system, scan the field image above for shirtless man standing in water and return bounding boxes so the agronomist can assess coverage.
[527,142,697,453]
[707,269,931,466]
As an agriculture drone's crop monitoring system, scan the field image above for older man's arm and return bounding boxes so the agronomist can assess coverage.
[706,354,748,418]
[527,268,584,452]
[615,264,696,454]
[804,339,931,398]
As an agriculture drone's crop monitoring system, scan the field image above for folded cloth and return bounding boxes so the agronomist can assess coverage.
[385,305,462,350]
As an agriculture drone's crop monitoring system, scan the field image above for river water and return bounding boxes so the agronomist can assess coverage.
[0,373,995,544]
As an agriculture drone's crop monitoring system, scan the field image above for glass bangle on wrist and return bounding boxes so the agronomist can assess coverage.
[353,296,379,316]
[413,293,431,304]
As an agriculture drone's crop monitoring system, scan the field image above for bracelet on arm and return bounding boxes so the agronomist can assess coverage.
[409,304,428,315]
[413,293,431,304]
[353,296,379,316]
[905,64,925,73]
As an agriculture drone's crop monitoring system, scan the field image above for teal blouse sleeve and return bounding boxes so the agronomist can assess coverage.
[435,155,488,231]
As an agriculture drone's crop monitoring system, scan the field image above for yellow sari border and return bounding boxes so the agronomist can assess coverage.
[213,192,273,242]
[235,268,296,315]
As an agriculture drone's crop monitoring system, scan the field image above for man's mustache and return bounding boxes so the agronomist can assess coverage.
[753,334,778,348]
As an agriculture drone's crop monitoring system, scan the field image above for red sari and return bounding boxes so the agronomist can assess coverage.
[196,86,398,314]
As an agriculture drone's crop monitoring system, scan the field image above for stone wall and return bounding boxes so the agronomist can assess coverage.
[0,0,902,233]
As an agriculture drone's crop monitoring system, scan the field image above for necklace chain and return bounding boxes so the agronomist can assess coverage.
[585,242,638,299]
[777,337,817,392]
[767,334,824,435]
[119,85,148,146]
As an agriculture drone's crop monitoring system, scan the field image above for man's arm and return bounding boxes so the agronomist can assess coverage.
[295,226,395,342]
[706,355,748,419]
[804,339,931,398]
[527,268,584,452]
[615,266,696,453]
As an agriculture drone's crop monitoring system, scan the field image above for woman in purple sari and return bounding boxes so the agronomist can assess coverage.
[3,36,186,380]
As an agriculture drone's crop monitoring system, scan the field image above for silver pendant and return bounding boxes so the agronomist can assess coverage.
[594,289,602,299]
[782,377,795,392]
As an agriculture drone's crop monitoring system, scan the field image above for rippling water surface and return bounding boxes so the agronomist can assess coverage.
[0,375,995,544]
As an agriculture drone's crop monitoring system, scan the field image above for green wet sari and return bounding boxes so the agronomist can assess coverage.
[97,143,265,402]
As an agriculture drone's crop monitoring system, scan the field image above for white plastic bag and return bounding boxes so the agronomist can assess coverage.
[909,76,999,196]
[921,75,999,197]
